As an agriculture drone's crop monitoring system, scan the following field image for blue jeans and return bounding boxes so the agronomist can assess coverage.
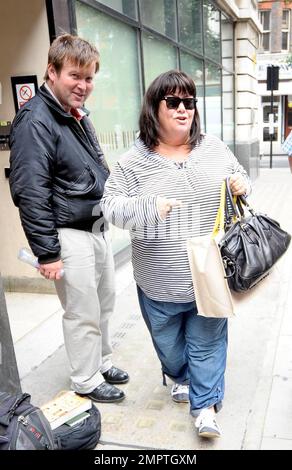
[137,286,228,415]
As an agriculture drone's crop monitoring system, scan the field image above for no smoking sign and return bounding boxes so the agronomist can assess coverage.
[11,75,38,112]
[16,82,36,108]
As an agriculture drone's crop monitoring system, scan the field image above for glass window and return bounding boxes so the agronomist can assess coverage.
[260,10,270,30]
[140,0,177,40]
[282,10,290,51]
[76,2,141,164]
[282,32,289,50]
[142,33,178,87]
[259,10,270,52]
[203,1,220,62]
[205,63,221,138]
[76,1,140,252]
[262,33,270,51]
[180,52,204,131]
[262,95,279,103]
[282,9,289,28]
[96,0,137,19]
[263,105,278,124]
[263,127,277,141]
[178,0,202,54]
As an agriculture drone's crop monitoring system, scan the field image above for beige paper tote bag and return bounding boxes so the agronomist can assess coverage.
[187,181,236,318]
[187,234,236,318]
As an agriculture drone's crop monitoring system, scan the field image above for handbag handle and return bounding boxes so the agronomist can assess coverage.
[225,177,256,221]
[212,178,243,238]
[212,177,253,238]
[224,177,243,228]
[236,193,256,216]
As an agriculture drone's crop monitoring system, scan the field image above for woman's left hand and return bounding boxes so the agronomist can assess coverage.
[229,173,247,196]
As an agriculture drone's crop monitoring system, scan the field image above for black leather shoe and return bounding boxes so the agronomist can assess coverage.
[78,382,125,403]
[102,366,129,384]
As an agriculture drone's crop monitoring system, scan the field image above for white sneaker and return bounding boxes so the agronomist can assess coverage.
[171,383,189,403]
[195,408,221,438]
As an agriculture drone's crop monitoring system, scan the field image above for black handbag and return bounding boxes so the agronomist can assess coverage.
[219,178,291,293]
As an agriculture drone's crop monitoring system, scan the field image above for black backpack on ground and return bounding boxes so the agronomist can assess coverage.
[0,392,54,450]
[53,404,101,450]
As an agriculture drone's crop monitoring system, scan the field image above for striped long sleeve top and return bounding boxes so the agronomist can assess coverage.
[100,134,251,303]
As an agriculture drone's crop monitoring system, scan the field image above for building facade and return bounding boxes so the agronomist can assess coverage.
[257,0,292,155]
[0,0,261,291]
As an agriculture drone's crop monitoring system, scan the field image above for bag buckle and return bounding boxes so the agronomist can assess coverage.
[222,256,235,278]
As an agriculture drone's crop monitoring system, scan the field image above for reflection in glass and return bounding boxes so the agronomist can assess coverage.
[203,1,220,62]
[180,52,204,131]
[141,0,176,39]
[143,33,178,87]
[96,0,137,19]
[205,63,221,138]
[178,0,202,54]
[259,11,270,51]
[76,2,140,164]
[263,127,278,141]
[262,96,279,103]
[76,1,138,252]
[282,10,289,28]
[260,10,270,30]
[282,32,289,50]
[263,105,278,123]
[262,33,270,51]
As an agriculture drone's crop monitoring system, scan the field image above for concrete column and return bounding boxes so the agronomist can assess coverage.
[0,275,21,394]
[235,9,261,180]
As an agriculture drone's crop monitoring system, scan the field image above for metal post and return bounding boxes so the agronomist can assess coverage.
[270,86,274,169]
[0,275,21,394]
[267,64,279,169]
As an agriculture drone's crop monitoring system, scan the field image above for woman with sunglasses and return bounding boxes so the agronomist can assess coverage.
[100,70,250,440]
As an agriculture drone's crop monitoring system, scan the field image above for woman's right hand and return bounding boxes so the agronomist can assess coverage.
[229,173,247,196]
[157,196,182,220]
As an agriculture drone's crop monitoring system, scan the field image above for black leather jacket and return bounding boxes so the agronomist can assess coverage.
[9,84,110,263]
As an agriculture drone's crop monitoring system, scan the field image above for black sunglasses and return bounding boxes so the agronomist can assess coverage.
[163,96,197,110]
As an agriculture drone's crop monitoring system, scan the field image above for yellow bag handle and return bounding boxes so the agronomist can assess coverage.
[211,179,238,239]
[212,181,226,238]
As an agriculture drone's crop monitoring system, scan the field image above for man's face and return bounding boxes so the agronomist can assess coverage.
[47,60,96,111]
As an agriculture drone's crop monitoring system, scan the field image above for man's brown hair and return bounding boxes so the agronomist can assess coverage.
[44,33,100,80]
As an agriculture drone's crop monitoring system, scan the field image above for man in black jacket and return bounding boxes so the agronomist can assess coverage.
[9,34,128,403]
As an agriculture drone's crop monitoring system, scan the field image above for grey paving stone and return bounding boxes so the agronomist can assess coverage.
[262,376,292,440]
[261,437,292,450]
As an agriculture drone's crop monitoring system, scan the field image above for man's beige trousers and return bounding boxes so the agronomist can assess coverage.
[55,228,115,394]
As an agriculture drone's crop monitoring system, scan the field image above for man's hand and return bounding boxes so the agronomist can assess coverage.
[157,196,182,220]
[39,260,64,280]
[229,173,247,196]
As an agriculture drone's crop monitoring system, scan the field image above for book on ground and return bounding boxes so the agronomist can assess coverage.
[41,391,92,430]
[65,411,91,427]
